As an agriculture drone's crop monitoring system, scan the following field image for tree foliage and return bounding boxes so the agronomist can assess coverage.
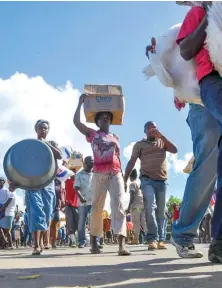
[167,195,182,216]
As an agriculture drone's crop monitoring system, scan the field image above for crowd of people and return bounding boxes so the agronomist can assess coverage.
[0,1,222,265]
[0,171,183,251]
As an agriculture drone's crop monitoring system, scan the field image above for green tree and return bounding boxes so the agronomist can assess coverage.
[165,195,182,240]
[167,195,181,217]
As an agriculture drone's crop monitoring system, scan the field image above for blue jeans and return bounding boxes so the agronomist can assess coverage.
[58,226,66,241]
[141,177,167,242]
[172,103,219,245]
[200,73,222,241]
[139,229,146,244]
[78,205,92,246]
[163,218,168,241]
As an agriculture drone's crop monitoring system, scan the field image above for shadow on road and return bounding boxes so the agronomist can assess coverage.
[1,256,221,288]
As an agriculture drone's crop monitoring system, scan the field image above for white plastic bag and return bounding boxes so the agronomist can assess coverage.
[60,146,72,163]
[143,23,202,105]
[56,164,74,182]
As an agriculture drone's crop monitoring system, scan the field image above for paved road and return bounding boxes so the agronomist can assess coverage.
[0,244,222,288]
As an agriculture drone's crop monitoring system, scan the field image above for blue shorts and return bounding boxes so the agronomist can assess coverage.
[0,216,13,230]
[25,182,55,233]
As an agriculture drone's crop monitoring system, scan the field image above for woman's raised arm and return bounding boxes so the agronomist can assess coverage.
[73,94,90,137]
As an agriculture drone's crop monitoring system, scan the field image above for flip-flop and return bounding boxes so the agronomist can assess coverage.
[90,248,102,254]
[32,249,41,256]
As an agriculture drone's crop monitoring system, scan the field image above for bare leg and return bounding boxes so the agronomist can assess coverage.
[32,231,41,255]
[118,235,131,255]
[205,214,212,243]
[0,228,8,247]
[119,234,124,249]
[4,229,13,248]
[43,229,50,249]
[51,221,57,248]
[40,231,44,250]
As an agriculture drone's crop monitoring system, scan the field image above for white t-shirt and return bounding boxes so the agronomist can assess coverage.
[0,188,16,216]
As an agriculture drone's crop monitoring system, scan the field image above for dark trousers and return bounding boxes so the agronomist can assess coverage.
[65,205,79,235]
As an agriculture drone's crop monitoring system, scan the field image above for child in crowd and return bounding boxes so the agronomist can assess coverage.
[57,225,67,246]
[13,215,21,248]
[126,214,134,244]
[103,216,112,244]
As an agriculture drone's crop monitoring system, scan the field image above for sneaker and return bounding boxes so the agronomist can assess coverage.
[208,242,222,263]
[171,237,203,258]
[148,242,158,250]
[158,241,167,250]
[78,244,85,249]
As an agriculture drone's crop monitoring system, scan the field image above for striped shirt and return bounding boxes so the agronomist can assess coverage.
[132,139,167,180]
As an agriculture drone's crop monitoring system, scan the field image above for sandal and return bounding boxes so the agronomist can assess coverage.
[32,249,41,256]
[90,247,102,254]
[1,240,9,249]
[118,248,131,256]
[5,246,14,250]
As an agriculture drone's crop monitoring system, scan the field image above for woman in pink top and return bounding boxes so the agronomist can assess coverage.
[74,94,130,255]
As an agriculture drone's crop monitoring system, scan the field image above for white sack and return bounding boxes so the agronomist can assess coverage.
[56,164,74,182]
[143,23,202,105]
[60,146,72,163]
[144,2,222,105]
[206,2,222,77]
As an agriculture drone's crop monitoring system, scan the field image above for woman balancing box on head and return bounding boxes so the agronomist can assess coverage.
[73,84,130,256]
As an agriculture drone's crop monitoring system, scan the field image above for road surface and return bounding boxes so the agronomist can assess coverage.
[0,244,222,288]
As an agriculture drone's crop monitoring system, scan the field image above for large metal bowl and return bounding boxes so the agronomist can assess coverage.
[3,139,57,190]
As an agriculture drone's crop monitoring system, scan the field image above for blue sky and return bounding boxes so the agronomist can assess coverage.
[0,1,191,200]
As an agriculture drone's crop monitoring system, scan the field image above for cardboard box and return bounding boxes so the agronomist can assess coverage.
[64,151,83,172]
[83,84,125,125]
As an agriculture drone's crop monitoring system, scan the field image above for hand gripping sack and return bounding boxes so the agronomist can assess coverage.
[143,23,202,105]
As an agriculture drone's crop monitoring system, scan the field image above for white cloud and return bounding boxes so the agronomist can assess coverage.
[0,72,96,177]
[123,142,140,171]
[124,142,192,175]
[167,152,193,174]
[0,73,116,211]
[15,190,25,212]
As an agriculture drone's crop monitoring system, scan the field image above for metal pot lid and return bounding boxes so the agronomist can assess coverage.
[3,139,57,190]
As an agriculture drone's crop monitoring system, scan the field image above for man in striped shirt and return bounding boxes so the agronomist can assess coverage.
[124,121,177,250]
